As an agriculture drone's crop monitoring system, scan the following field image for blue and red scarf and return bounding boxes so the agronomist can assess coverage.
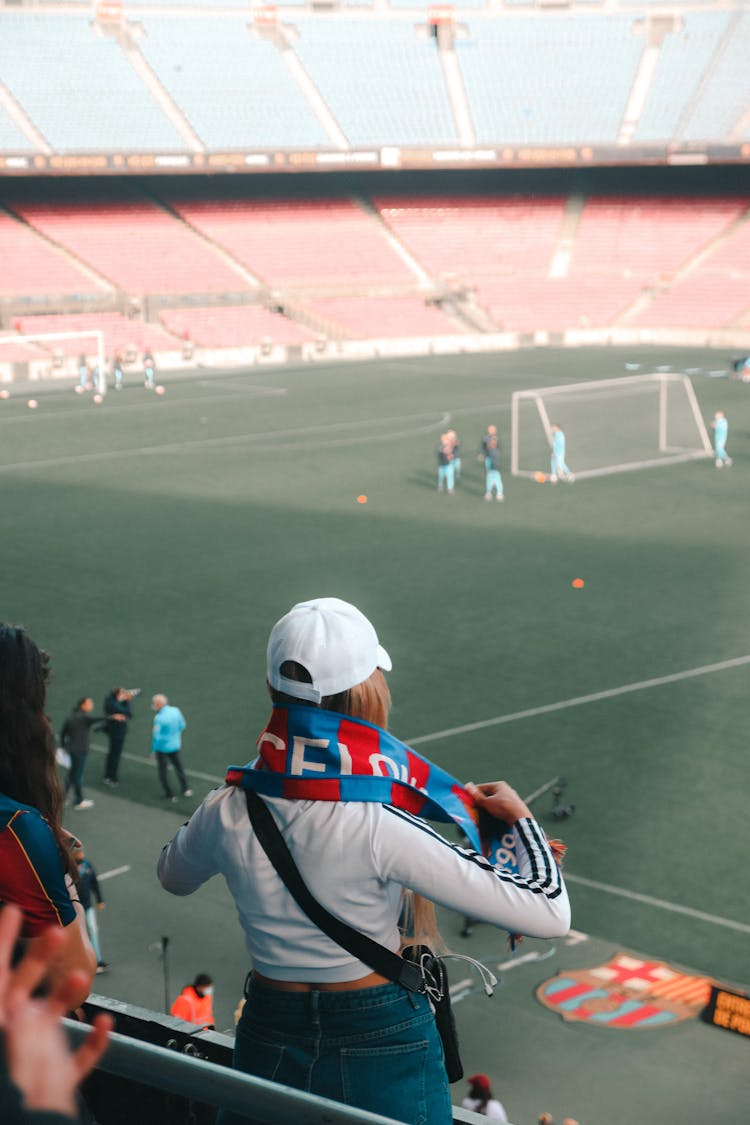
[225,704,521,874]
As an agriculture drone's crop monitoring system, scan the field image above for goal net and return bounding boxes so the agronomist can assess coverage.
[511,372,713,481]
[0,329,106,394]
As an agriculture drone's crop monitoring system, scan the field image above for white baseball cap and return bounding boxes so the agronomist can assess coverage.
[266,597,392,704]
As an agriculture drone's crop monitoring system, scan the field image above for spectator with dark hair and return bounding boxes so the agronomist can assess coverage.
[61,700,122,812]
[0,624,96,1006]
[170,974,215,1028]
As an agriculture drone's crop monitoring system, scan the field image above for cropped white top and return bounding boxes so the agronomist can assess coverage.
[157,785,570,983]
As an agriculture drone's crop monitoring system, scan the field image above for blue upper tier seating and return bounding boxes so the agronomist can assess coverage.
[456,15,643,144]
[292,19,457,146]
[635,12,731,142]
[139,17,329,148]
[681,11,750,142]
[0,14,183,151]
[0,105,34,151]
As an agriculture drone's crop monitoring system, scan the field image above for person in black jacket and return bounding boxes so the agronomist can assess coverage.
[101,688,136,787]
[60,700,122,811]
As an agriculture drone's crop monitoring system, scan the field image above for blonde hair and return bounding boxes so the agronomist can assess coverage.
[323,667,391,731]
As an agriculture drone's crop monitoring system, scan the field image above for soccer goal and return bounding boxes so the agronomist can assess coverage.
[0,329,106,394]
[511,372,713,481]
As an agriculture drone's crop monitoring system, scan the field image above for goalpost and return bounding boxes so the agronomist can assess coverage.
[511,372,713,481]
[0,330,107,395]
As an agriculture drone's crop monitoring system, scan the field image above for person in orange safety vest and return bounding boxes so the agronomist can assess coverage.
[170,973,215,1028]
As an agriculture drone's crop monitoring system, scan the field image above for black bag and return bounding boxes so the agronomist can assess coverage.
[244,790,464,1082]
[401,945,463,1083]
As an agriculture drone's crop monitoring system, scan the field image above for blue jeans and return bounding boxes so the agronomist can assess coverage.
[65,752,87,804]
[217,976,452,1125]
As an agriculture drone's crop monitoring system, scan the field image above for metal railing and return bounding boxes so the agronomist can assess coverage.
[65,997,488,1125]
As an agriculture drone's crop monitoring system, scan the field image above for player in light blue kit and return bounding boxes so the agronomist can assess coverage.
[484,435,504,502]
[711,410,732,468]
[550,423,574,483]
[437,433,456,494]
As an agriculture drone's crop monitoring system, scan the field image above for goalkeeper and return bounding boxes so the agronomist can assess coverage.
[550,423,574,483]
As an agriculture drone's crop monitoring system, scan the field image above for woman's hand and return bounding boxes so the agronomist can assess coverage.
[465,781,532,826]
[0,904,112,1117]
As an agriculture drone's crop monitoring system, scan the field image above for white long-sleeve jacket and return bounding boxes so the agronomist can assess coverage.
[158,785,570,983]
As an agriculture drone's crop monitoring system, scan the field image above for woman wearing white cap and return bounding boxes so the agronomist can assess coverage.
[158,597,570,1124]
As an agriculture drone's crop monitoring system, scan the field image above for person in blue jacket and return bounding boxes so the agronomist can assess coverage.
[151,694,191,802]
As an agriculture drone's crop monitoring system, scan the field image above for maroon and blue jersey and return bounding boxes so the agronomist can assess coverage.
[0,793,75,937]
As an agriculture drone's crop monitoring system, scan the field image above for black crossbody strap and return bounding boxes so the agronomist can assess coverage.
[245,790,425,994]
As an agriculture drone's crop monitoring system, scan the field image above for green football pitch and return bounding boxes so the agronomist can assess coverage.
[3,345,748,1123]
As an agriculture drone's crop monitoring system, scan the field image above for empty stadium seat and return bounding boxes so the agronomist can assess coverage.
[0,13,183,151]
[139,16,329,149]
[159,306,315,347]
[292,19,456,146]
[0,209,109,298]
[8,183,252,295]
[166,193,415,288]
[304,295,468,338]
[456,15,642,144]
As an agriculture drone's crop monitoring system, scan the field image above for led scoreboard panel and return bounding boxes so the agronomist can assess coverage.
[702,985,750,1038]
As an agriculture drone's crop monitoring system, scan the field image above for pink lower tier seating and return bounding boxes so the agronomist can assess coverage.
[628,276,750,329]
[13,313,178,355]
[0,338,51,363]
[570,196,747,278]
[476,277,642,333]
[167,197,415,288]
[10,198,251,295]
[305,296,468,338]
[374,195,567,278]
[159,306,315,347]
[0,210,108,298]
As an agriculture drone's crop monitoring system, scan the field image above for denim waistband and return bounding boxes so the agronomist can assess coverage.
[244,973,420,1013]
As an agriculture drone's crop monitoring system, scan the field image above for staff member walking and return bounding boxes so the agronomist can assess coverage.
[151,694,192,802]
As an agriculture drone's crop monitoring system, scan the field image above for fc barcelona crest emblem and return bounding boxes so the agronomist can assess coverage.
[536,953,713,1029]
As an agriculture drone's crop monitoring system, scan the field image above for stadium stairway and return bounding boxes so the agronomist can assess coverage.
[616,201,750,328]
[117,21,204,153]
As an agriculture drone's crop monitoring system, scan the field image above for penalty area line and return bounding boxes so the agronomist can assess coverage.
[406,653,750,746]
[563,873,750,935]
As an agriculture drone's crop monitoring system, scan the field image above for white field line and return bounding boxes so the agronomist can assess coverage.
[98,865,131,881]
[0,410,451,473]
[87,655,750,937]
[406,653,750,746]
[88,742,224,786]
[407,654,750,937]
[563,873,750,935]
[0,386,288,426]
[102,737,749,935]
